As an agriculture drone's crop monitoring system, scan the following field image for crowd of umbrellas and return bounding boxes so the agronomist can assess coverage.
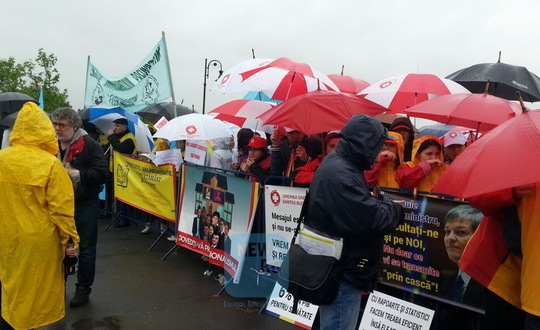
[2,51,540,198]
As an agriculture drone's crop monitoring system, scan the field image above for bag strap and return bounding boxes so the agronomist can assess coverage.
[291,191,310,245]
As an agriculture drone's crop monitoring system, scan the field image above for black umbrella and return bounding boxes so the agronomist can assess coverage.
[446,53,540,102]
[0,112,18,128]
[136,102,192,123]
[0,92,38,114]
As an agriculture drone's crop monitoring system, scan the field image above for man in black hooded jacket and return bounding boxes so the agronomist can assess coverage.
[305,114,404,329]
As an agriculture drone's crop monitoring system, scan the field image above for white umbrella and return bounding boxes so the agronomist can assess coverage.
[211,58,274,93]
[153,113,233,141]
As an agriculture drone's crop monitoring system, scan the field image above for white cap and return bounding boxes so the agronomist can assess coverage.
[443,130,467,147]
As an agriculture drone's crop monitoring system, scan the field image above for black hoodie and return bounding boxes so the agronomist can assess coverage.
[305,114,404,290]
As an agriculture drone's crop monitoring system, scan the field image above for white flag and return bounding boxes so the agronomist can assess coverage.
[84,37,173,112]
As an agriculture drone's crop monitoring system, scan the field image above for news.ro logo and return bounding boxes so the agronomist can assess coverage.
[224,233,288,298]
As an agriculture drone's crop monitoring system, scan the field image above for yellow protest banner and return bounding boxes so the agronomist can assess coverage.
[113,152,176,221]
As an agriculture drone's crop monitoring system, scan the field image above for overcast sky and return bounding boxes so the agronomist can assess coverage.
[2,0,539,126]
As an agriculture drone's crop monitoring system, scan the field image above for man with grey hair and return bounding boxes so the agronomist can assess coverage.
[51,108,109,308]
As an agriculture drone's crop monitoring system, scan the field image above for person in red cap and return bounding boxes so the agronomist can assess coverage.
[240,136,271,183]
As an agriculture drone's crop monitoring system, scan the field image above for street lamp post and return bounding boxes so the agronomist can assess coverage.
[202,58,223,114]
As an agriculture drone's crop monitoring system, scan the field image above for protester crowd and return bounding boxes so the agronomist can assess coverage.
[0,98,537,330]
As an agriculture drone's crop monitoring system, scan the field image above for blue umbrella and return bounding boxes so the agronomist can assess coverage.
[89,107,154,152]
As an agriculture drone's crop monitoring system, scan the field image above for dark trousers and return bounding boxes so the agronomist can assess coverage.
[484,289,525,330]
[75,197,99,289]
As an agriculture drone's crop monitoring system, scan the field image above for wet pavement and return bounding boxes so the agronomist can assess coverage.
[39,216,298,330]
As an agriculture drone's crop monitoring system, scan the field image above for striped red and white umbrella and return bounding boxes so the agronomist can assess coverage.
[239,57,339,101]
[357,73,471,113]
[209,99,274,132]
[211,58,274,94]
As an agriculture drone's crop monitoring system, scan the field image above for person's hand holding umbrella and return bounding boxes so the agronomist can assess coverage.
[295,145,308,162]
[270,125,285,147]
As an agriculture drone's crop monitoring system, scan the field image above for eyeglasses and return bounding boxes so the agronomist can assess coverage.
[52,122,69,128]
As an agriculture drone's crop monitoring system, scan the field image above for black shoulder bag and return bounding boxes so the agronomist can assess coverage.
[277,192,343,313]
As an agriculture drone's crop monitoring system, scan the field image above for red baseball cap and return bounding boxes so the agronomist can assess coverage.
[246,136,267,149]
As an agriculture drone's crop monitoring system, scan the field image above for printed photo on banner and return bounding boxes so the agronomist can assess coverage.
[378,190,485,312]
[264,185,308,268]
[175,164,259,283]
[113,152,176,221]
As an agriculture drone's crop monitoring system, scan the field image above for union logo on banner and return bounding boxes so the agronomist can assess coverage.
[186,125,197,135]
[270,190,281,206]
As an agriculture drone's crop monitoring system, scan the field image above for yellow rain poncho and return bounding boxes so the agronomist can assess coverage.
[395,135,448,192]
[0,102,79,329]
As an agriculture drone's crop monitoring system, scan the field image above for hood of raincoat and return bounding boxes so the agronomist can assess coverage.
[212,136,232,150]
[9,102,58,156]
[335,114,386,170]
[388,131,405,164]
[409,135,444,166]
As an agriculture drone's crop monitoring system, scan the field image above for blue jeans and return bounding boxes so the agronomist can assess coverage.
[75,197,99,289]
[319,281,363,330]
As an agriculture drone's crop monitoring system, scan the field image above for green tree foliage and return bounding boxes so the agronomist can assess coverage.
[0,49,71,112]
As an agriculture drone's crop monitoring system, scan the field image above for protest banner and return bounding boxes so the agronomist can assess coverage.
[264,185,308,268]
[175,164,259,283]
[265,282,319,329]
[84,36,174,112]
[359,290,434,330]
[184,140,208,165]
[113,152,176,221]
[141,149,183,170]
[378,190,484,312]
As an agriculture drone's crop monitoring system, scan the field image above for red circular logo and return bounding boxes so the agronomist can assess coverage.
[270,190,281,206]
[220,74,231,84]
[379,81,393,89]
[186,125,197,135]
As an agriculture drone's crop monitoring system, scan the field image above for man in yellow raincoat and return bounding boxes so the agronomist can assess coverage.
[0,102,79,329]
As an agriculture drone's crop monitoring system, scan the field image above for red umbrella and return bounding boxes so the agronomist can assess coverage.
[239,57,339,101]
[432,109,540,198]
[208,99,274,131]
[357,73,471,112]
[327,74,370,94]
[403,93,521,131]
[257,90,386,135]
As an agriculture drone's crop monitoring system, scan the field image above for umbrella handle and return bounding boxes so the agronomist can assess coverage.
[516,91,528,113]
[484,81,490,94]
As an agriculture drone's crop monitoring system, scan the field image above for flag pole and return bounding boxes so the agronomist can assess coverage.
[162,31,177,118]
[84,55,91,109]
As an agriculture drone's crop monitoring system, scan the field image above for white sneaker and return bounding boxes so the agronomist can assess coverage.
[141,226,151,234]
[215,274,225,286]
[167,235,176,242]
[203,270,213,276]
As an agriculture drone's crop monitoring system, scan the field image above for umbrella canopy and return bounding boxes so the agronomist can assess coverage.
[446,58,540,102]
[357,73,470,112]
[404,93,521,131]
[135,102,192,123]
[416,123,468,138]
[432,109,540,198]
[0,92,38,114]
[211,58,274,93]
[327,74,370,94]
[239,57,339,101]
[209,99,274,133]
[153,113,233,141]
[88,107,154,153]
[257,89,386,135]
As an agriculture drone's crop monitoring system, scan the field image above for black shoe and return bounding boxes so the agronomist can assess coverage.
[70,286,91,308]
[114,221,130,228]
